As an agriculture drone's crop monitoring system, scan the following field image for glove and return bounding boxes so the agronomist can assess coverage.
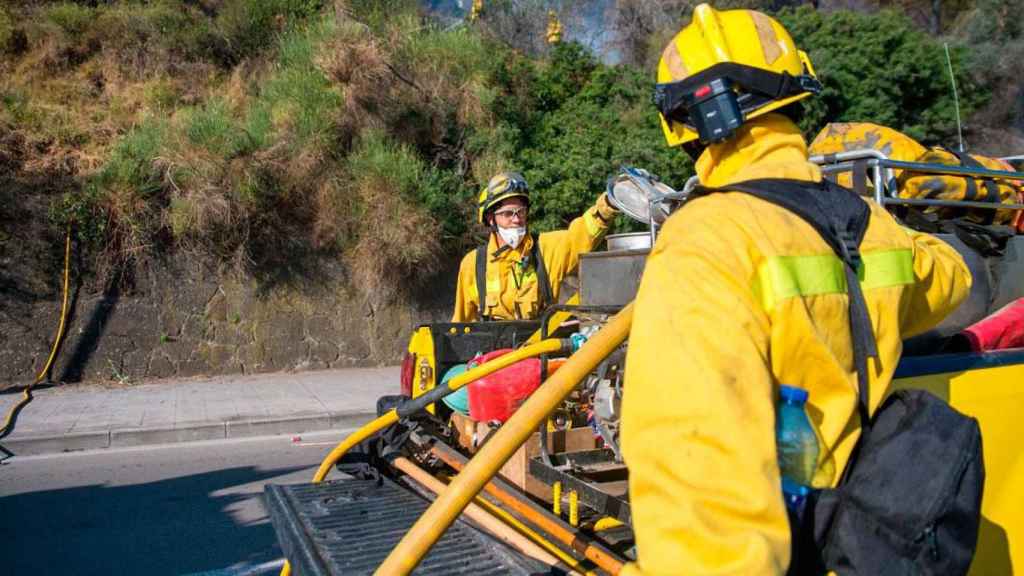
[595,192,618,221]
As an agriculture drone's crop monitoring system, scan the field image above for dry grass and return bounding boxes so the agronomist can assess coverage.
[349,173,442,300]
[6,1,491,295]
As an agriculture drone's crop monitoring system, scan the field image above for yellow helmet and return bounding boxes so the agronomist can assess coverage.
[654,3,821,147]
[477,172,529,224]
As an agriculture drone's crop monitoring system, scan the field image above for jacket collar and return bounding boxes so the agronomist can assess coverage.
[695,113,822,188]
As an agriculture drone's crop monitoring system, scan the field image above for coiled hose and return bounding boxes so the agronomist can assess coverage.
[375,303,633,575]
[1,225,72,440]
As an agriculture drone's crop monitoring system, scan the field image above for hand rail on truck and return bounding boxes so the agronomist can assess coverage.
[811,149,1024,212]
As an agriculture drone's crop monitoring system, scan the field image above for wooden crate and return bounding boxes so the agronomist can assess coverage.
[449,412,598,501]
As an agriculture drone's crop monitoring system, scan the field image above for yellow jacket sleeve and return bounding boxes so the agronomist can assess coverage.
[621,206,791,576]
[452,250,479,322]
[898,227,973,338]
[538,195,615,283]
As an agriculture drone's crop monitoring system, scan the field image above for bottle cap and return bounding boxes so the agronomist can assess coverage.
[779,384,809,405]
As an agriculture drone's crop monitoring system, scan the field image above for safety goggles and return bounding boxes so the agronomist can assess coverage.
[487,175,528,198]
[493,207,528,220]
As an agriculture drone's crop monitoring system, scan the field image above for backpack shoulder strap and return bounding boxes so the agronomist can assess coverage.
[690,178,877,433]
[475,243,490,321]
[529,234,554,309]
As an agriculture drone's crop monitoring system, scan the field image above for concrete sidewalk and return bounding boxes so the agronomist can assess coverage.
[0,367,397,456]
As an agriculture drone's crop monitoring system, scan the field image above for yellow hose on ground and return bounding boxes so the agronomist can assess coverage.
[1,225,72,440]
[375,303,634,575]
[280,336,572,575]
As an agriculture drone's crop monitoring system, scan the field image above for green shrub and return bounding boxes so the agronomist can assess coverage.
[777,6,988,145]
[515,62,692,233]
[0,7,12,50]
[347,0,419,31]
[467,41,691,235]
[346,131,471,245]
[0,89,31,125]
[90,1,215,66]
[401,26,491,81]
[142,79,182,112]
[98,120,169,193]
[211,0,324,65]
[45,2,94,38]
[257,19,342,146]
[187,99,242,156]
[345,132,447,292]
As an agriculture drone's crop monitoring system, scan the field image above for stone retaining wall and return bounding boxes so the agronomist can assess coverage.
[0,259,453,386]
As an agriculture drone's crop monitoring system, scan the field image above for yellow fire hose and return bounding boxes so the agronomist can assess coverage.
[430,443,625,573]
[311,336,567,482]
[1,225,72,440]
[279,335,573,575]
[396,458,590,574]
[376,303,633,575]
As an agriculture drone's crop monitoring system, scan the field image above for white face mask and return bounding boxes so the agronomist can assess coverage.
[497,226,527,249]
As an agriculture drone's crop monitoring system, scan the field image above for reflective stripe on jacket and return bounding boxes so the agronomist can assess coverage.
[620,114,971,576]
[452,200,610,322]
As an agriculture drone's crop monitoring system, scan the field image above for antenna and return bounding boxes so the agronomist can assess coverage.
[944,43,965,153]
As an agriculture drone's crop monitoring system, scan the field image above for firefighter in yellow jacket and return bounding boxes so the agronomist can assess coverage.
[620,5,972,575]
[452,172,617,322]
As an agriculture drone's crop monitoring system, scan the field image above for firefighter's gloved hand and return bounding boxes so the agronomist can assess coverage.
[596,192,619,221]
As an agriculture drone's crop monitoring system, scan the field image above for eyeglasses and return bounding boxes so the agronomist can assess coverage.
[493,207,528,220]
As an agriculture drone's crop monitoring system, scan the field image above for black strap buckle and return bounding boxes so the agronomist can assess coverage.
[838,231,862,270]
[795,74,823,95]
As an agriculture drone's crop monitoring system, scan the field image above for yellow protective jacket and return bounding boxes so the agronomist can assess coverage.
[452,197,614,322]
[620,114,972,576]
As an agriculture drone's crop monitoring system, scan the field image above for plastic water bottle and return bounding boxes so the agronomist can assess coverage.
[777,385,818,515]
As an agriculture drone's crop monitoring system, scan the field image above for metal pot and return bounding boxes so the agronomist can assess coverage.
[606,232,652,251]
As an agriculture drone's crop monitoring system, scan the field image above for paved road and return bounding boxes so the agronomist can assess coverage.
[0,430,355,576]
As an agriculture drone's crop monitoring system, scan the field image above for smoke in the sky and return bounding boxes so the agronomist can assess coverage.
[420,0,622,63]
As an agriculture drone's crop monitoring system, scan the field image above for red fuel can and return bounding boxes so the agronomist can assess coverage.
[467,349,543,423]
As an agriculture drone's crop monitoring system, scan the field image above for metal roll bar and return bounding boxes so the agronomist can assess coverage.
[812,149,1024,212]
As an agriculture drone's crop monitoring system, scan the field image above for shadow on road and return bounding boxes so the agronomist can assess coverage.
[0,464,307,576]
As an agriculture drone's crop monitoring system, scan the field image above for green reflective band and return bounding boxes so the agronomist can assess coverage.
[756,248,914,312]
[860,248,915,290]
[583,210,602,237]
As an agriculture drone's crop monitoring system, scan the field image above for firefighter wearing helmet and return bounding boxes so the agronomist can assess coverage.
[451,172,618,322]
[619,5,971,574]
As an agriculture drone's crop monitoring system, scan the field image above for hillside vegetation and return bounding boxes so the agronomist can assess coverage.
[1,0,1020,298]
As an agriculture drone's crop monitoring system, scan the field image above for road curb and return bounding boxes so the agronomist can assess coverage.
[2,429,111,455]
[2,410,377,456]
[111,422,228,448]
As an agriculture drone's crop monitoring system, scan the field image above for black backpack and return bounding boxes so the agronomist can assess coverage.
[690,179,985,575]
